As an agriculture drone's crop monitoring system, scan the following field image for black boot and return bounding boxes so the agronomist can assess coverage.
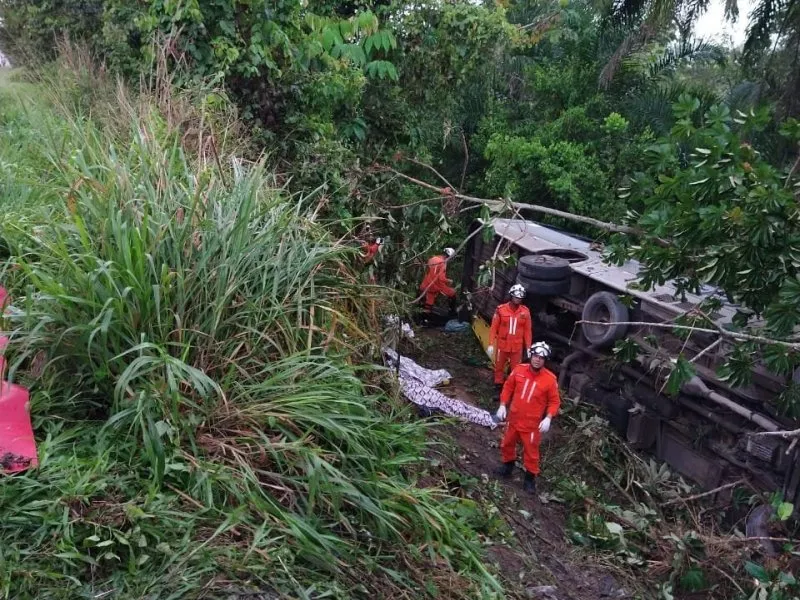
[523,471,537,494]
[494,461,514,479]
[448,296,458,317]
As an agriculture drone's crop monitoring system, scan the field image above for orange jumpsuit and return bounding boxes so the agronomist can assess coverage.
[499,364,560,475]
[361,242,381,283]
[490,302,532,384]
[361,242,380,264]
[420,255,456,310]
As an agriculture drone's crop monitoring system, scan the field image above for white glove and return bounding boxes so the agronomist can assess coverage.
[496,405,507,421]
[539,416,551,433]
[487,345,495,358]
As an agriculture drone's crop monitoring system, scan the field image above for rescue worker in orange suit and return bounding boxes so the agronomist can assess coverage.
[420,247,457,316]
[360,237,383,283]
[361,237,382,264]
[487,284,532,397]
[494,341,560,494]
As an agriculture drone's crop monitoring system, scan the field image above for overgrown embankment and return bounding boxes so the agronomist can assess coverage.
[0,65,502,599]
[408,329,800,600]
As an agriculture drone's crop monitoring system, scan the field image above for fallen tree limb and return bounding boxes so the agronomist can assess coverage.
[702,536,798,546]
[577,319,800,351]
[748,428,800,439]
[662,479,747,507]
[382,166,639,236]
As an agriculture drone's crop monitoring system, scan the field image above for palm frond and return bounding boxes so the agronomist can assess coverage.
[600,23,657,88]
[724,0,740,20]
[645,37,725,78]
[743,0,780,62]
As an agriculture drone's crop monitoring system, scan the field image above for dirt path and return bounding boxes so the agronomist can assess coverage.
[406,328,634,600]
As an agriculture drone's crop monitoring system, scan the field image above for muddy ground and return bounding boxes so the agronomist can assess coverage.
[403,327,637,600]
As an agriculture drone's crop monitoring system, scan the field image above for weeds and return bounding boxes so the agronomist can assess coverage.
[549,402,800,599]
[0,61,501,598]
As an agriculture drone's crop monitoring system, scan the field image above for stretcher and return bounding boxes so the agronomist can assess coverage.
[471,314,495,363]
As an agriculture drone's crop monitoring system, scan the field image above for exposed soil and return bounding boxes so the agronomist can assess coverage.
[403,327,635,600]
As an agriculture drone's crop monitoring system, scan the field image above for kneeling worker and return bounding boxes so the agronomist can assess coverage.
[495,341,560,494]
[487,283,532,396]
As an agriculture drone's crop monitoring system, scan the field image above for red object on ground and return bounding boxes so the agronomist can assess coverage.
[0,287,38,474]
[0,381,36,473]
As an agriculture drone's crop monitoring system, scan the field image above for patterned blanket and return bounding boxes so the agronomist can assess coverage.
[383,348,497,429]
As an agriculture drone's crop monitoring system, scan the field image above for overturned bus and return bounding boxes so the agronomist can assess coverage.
[463,217,800,504]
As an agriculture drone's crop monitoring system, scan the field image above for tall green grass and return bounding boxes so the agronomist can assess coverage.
[0,64,501,598]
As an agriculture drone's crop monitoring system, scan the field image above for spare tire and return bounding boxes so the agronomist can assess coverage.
[517,274,570,296]
[581,291,630,348]
[518,255,571,281]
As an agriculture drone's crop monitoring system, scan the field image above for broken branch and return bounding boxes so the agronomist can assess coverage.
[662,479,747,506]
[748,428,800,439]
[383,166,638,236]
[577,319,800,351]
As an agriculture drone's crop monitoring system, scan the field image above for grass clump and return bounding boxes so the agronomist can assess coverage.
[0,65,501,599]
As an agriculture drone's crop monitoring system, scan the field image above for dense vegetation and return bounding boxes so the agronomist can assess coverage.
[3,0,800,597]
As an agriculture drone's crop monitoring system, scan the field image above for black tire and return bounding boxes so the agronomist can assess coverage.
[517,254,571,281]
[516,274,570,296]
[581,291,629,348]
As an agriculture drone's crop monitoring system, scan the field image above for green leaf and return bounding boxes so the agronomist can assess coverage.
[364,33,376,55]
[665,355,696,396]
[679,567,706,591]
[777,502,793,521]
[744,561,770,583]
[605,521,623,535]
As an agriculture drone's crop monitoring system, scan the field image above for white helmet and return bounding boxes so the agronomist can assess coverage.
[443,247,455,258]
[509,284,526,299]
[375,237,384,245]
[529,341,551,358]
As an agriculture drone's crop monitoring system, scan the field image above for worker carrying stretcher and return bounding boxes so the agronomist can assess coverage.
[494,341,560,494]
[420,247,457,317]
[487,284,532,396]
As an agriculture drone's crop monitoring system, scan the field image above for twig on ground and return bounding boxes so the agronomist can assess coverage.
[591,460,639,506]
[703,536,798,546]
[709,563,746,595]
[662,479,747,507]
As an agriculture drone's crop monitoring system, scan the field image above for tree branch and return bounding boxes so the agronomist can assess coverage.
[459,131,469,191]
[690,338,722,363]
[662,479,747,506]
[748,428,800,439]
[382,166,639,236]
[403,158,457,192]
[577,319,800,351]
